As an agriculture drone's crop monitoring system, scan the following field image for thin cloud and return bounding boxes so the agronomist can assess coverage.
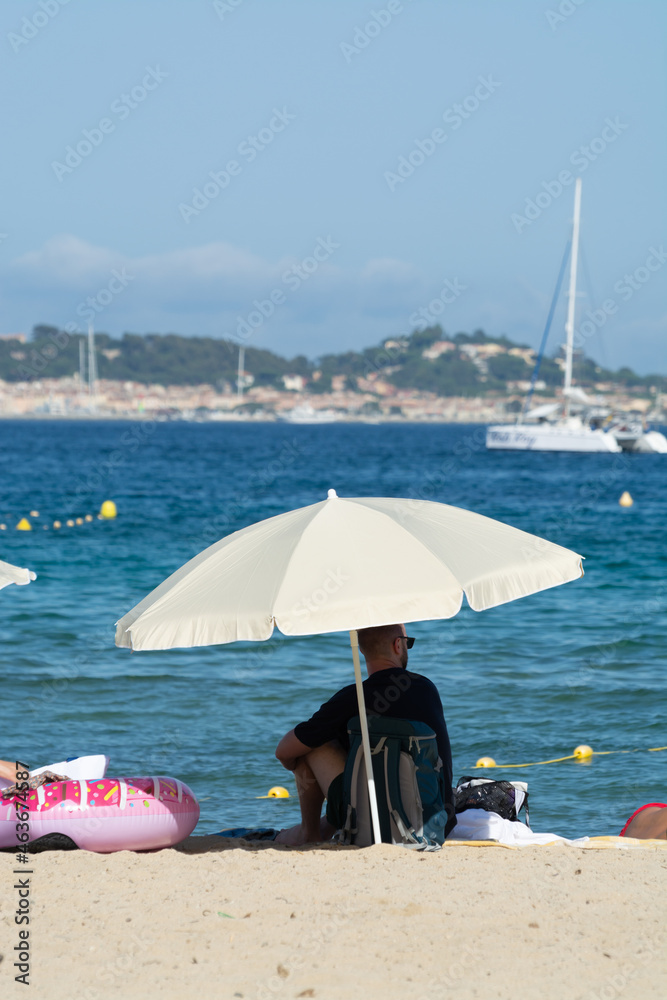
[4,234,422,328]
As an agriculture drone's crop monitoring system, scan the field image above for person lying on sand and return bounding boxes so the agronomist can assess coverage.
[0,759,20,784]
[273,623,455,846]
[0,759,67,798]
[619,803,667,839]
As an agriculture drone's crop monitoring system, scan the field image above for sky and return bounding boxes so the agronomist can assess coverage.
[1,0,666,374]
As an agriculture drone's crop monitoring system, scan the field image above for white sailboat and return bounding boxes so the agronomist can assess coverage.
[487,179,621,453]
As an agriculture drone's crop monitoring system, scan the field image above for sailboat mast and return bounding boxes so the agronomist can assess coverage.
[563,177,581,417]
[237,345,245,402]
[87,323,97,406]
[79,337,86,385]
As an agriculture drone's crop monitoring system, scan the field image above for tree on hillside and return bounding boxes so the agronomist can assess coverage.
[408,325,444,350]
[487,353,531,381]
[390,352,481,396]
[2,323,657,395]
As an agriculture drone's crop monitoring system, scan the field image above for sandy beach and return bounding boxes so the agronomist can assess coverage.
[2,836,665,1000]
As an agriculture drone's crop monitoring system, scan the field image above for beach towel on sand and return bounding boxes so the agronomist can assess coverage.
[334,716,452,850]
[449,809,590,846]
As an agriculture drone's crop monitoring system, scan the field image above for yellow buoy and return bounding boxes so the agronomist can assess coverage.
[53,521,61,529]
[0,524,5,531]
[30,510,39,517]
[16,518,31,531]
[66,519,75,527]
[475,756,496,768]
[256,786,290,799]
[75,517,83,526]
[100,500,117,519]
[85,514,93,522]
[573,744,593,759]
[619,491,633,507]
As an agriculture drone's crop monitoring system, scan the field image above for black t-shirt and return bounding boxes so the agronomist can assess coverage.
[294,667,454,817]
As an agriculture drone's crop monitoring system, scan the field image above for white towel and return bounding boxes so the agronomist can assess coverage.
[449,809,589,846]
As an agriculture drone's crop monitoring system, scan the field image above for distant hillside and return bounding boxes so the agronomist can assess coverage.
[3,326,310,389]
[2,324,664,396]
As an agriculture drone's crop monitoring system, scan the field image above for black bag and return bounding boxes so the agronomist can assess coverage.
[454,776,530,826]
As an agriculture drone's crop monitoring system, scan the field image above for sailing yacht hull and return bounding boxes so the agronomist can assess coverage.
[486,423,621,453]
[612,428,667,454]
[641,431,667,453]
[606,417,667,453]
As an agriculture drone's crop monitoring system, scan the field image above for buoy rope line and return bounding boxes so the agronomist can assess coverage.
[474,745,667,769]
[1,501,117,531]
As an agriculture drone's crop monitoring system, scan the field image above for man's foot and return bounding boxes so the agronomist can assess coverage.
[274,822,327,846]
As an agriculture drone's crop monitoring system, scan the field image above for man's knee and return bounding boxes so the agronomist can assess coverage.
[305,741,346,793]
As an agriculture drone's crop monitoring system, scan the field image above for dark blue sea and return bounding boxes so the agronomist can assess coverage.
[1,420,664,840]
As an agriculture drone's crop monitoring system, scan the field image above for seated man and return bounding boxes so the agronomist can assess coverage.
[274,623,455,845]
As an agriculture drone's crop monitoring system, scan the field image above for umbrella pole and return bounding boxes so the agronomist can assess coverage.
[349,630,382,845]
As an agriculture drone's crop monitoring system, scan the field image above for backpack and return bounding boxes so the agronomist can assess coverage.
[334,716,450,850]
[454,776,530,826]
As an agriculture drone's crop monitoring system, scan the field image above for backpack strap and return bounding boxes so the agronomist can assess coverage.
[365,737,391,843]
[336,735,364,845]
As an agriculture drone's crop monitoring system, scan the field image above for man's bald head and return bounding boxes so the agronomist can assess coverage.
[357,623,405,660]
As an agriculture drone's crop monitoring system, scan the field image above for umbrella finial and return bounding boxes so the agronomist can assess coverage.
[327,489,338,499]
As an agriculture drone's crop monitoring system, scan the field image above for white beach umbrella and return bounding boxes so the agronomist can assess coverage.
[115,490,583,842]
[0,558,36,590]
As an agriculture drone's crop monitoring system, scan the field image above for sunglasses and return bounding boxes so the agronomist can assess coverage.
[399,636,415,649]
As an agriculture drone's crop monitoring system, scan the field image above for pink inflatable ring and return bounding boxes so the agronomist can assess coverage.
[1,775,199,852]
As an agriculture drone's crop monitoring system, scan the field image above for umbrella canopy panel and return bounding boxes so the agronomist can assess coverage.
[0,558,36,591]
[116,493,583,651]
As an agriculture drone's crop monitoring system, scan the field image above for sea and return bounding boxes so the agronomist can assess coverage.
[1,419,664,840]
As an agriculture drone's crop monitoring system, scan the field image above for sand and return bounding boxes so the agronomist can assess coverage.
[1,836,665,1000]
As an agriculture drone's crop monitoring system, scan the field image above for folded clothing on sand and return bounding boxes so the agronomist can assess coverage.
[448,810,589,846]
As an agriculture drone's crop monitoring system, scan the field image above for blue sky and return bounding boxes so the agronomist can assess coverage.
[1,0,665,373]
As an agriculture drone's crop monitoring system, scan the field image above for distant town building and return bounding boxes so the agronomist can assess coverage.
[282,374,306,392]
[508,347,535,364]
[459,343,506,359]
[421,341,455,360]
[0,332,27,343]
[507,380,546,392]
[356,376,394,395]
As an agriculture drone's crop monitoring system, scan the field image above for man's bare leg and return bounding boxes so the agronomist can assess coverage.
[275,742,345,845]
